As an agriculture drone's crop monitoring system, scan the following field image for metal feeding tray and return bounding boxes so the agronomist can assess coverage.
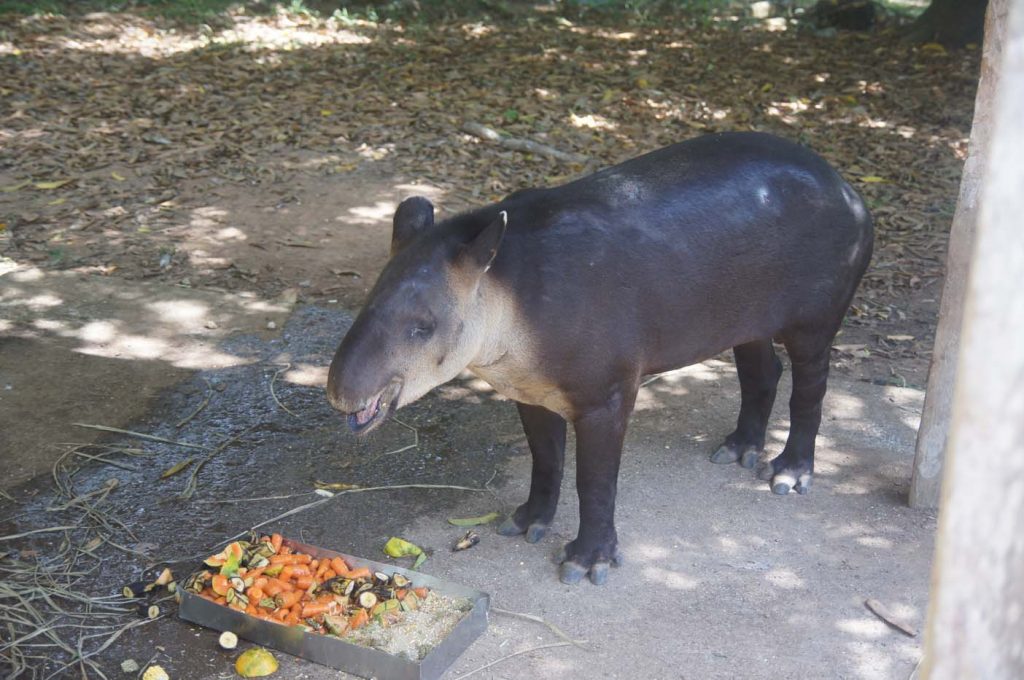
[178,538,489,680]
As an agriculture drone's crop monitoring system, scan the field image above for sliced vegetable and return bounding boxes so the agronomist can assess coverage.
[219,631,238,650]
[234,648,279,677]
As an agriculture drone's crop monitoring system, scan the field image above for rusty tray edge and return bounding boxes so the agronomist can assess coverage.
[178,538,489,680]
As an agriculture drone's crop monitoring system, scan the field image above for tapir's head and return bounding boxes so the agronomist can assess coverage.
[326,197,507,434]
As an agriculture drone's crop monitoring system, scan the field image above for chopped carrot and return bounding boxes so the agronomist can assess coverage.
[330,557,348,576]
[293,553,311,565]
[247,567,265,580]
[275,591,302,610]
[346,567,371,580]
[253,577,269,589]
[285,609,300,625]
[294,575,313,590]
[246,603,259,615]
[301,602,331,618]
[262,580,283,597]
[214,596,227,606]
[269,554,298,566]
[279,565,294,582]
[413,587,429,599]
[273,607,289,620]
[279,545,293,555]
[290,565,311,578]
[322,569,336,580]
[395,589,407,600]
[247,586,265,602]
[270,533,283,553]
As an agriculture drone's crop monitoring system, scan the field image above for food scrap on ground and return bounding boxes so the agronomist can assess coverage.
[234,648,279,678]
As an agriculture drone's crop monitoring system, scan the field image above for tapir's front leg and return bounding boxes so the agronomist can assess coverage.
[558,387,636,586]
[498,403,567,543]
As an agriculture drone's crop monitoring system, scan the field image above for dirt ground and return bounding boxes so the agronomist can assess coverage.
[0,4,971,679]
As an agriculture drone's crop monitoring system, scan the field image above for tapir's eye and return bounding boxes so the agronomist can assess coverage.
[410,320,435,340]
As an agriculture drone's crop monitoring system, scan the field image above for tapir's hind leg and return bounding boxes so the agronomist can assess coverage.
[497,403,567,543]
[710,339,783,469]
[759,327,835,495]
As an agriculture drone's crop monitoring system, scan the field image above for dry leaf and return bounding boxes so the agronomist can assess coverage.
[161,457,194,479]
[34,179,72,190]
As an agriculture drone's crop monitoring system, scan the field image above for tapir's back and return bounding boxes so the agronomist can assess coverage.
[491,132,873,376]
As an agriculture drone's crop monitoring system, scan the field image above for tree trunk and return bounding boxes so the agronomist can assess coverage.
[908,0,1003,509]
[919,0,1024,677]
[905,0,989,46]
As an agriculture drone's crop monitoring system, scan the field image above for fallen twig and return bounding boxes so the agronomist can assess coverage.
[369,416,419,459]
[179,428,252,500]
[452,642,575,680]
[69,450,138,472]
[176,378,213,428]
[865,598,918,637]
[215,480,491,547]
[492,607,589,649]
[194,492,317,504]
[0,526,78,542]
[72,423,209,450]
[462,122,590,164]
[270,364,300,418]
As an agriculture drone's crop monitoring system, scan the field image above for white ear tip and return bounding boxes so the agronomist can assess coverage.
[499,210,508,226]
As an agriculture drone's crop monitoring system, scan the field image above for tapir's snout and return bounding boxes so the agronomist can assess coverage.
[326,332,403,435]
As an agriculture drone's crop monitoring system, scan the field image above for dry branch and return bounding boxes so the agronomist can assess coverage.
[461,122,589,164]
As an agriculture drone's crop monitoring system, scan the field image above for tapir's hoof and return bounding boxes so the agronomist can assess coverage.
[559,561,588,585]
[555,543,623,585]
[759,461,813,495]
[497,515,525,536]
[498,515,550,542]
[588,562,610,585]
[711,443,761,468]
[740,448,761,469]
[525,523,548,543]
[710,444,740,465]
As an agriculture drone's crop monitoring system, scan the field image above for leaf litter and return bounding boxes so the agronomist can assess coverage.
[0,5,977,388]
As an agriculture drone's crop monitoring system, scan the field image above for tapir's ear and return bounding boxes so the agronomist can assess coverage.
[459,211,507,275]
[391,196,434,257]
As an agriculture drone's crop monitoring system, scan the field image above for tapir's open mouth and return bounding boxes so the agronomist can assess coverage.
[346,380,401,435]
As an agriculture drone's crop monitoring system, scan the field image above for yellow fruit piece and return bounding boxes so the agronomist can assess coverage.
[235,648,279,677]
[142,665,170,680]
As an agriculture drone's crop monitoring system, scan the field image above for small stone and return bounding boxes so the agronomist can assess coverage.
[121,659,139,673]
[266,321,277,330]
[204,320,218,329]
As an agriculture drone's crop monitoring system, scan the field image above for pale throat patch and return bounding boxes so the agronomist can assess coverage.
[464,276,574,419]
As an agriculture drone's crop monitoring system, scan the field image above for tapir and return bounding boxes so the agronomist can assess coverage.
[327,132,873,585]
